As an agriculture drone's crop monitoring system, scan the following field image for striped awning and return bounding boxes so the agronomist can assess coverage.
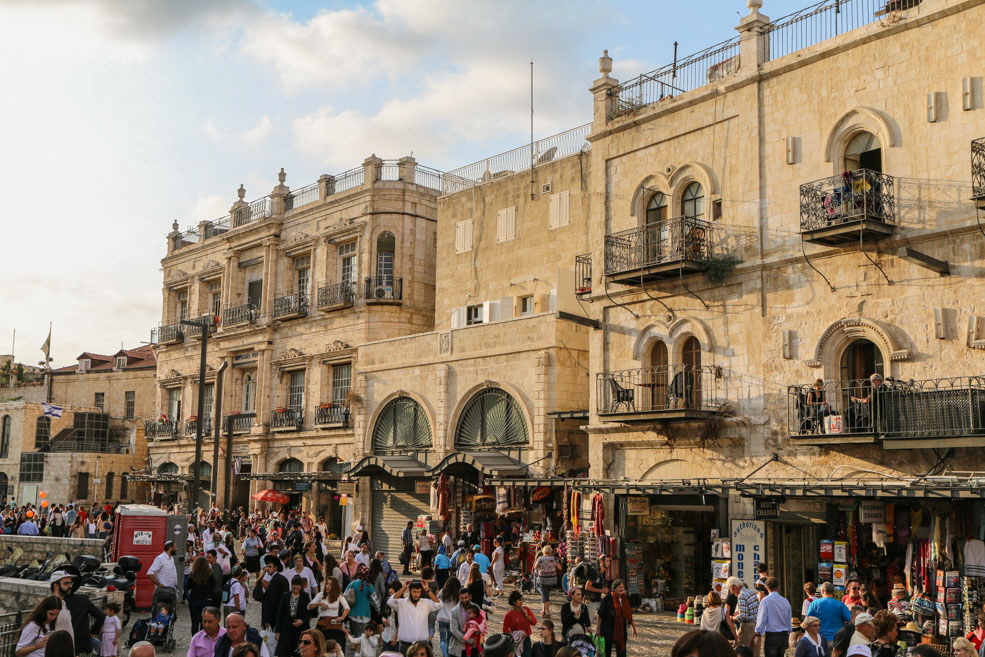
[429,450,528,478]
[348,454,430,478]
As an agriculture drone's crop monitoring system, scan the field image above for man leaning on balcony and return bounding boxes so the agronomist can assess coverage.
[847,373,884,432]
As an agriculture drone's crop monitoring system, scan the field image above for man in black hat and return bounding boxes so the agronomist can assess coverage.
[50,568,105,655]
[259,555,289,635]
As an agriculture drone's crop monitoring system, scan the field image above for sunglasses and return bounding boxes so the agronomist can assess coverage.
[298,640,313,646]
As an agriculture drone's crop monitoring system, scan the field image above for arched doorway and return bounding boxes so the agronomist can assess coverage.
[645,192,669,264]
[675,336,702,409]
[0,472,8,500]
[840,339,883,383]
[647,341,669,411]
[844,131,882,172]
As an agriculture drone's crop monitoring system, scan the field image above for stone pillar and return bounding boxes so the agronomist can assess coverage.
[166,221,181,256]
[533,350,550,457]
[260,238,278,318]
[231,185,248,227]
[397,156,417,184]
[362,154,383,187]
[256,347,273,431]
[589,50,619,129]
[221,253,238,316]
[436,364,450,453]
[198,220,212,242]
[270,168,289,217]
[735,1,771,75]
[318,174,336,201]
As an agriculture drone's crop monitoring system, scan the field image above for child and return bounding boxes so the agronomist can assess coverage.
[149,603,172,637]
[463,604,487,657]
[101,602,121,657]
[324,639,344,657]
[348,624,381,657]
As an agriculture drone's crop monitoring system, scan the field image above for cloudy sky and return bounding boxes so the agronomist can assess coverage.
[0,0,766,366]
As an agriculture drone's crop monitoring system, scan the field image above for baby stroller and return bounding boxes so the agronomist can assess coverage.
[127,587,178,652]
[566,633,599,657]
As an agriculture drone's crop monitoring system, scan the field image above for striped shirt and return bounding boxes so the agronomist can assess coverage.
[737,587,760,623]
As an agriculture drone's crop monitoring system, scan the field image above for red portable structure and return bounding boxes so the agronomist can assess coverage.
[112,504,169,609]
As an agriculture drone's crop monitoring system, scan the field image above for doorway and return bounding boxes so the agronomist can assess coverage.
[679,336,702,409]
[840,339,884,384]
[768,523,817,612]
[844,132,882,173]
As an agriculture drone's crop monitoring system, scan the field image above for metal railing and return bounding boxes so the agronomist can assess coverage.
[415,165,445,192]
[443,124,592,192]
[604,216,713,275]
[575,254,593,295]
[378,162,400,182]
[228,413,255,435]
[171,227,199,251]
[767,0,914,61]
[1,599,106,657]
[271,408,304,431]
[317,281,356,308]
[272,291,309,318]
[152,322,184,344]
[609,38,740,119]
[364,276,402,301]
[597,364,728,415]
[145,418,179,440]
[185,417,213,436]
[232,196,271,227]
[287,182,320,210]
[973,137,985,201]
[315,405,349,427]
[222,302,259,327]
[787,376,985,439]
[799,169,896,232]
[334,166,365,194]
[203,215,231,238]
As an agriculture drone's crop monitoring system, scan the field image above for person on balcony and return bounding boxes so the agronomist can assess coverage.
[847,373,885,432]
[805,379,831,433]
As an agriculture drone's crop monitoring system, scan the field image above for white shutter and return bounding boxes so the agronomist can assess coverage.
[455,219,474,254]
[481,300,497,322]
[549,191,570,230]
[451,307,466,328]
[496,207,516,243]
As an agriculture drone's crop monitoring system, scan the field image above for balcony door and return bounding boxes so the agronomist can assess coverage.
[648,341,668,411]
[681,336,701,409]
[247,280,263,309]
[840,339,883,384]
[645,193,669,265]
[844,132,882,173]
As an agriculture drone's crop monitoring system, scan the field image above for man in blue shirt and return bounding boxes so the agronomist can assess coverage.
[756,577,792,657]
[17,516,39,535]
[472,545,491,576]
[807,582,852,642]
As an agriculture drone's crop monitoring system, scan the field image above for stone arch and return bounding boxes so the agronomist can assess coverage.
[668,161,720,210]
[823,107,900,170]
[632,319,675,362]
[667,317,714,364]
[806,317,911,375]
[448,380,534,450]
[364,390,437,453]
[629,172,672,222]
[640,458,689,480]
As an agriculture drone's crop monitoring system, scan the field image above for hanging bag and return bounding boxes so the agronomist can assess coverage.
[825,414,844,434]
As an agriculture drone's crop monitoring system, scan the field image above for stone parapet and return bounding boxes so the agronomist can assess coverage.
[0,576,121,615]
[0,534,106,564]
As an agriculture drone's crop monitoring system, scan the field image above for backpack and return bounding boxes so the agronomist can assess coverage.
[127,619,149,647]
[222,579,235,605]
[384,563,400,587]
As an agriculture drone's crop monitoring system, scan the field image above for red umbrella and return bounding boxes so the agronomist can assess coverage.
[250,489,291,504]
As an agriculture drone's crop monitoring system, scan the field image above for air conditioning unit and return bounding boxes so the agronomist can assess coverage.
[541,182,553,194]
[374,285,391,299]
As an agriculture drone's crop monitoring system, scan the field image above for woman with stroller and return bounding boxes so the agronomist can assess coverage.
[275,576,311,657]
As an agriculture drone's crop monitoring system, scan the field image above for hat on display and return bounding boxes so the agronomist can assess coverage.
[854,613,875,626]
[900,621,922,633]
[846,646,872,657]
[49,570,78,583]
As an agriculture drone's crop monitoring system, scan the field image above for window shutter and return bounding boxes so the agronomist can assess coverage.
[451,307,466,328]
[549,191,570,230]
[455,219,474,254]
[496,207,516,243]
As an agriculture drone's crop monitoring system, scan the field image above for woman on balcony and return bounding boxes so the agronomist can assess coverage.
[805,379,831,433]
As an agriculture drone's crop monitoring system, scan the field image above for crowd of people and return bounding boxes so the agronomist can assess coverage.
[3,501,116,540]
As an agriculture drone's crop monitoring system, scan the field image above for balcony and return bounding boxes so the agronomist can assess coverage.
[799,169,897,245]
[575,254,592,296]
[144,419,179,441]
[314,405,349,428]
[222,302,259,328]
[364,276,402,304]
[152,323,183,345]
[316,281,356,311]
[232,196,271,228]
[184,417,213,436]
[184,317,219,339]
[596,364,726,422]
[787,376,985,448]
[228,413,255,435]
[604,216,712,285]
[973,138,985,208]
[271,408,304,432]
[272,291,308,320]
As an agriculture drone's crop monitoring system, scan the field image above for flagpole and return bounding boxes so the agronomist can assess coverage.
[45,322,52,403]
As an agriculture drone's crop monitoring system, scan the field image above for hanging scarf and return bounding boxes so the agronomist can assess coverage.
[611,592,633,651]
[571,491,582,537]
[591,494,605,537]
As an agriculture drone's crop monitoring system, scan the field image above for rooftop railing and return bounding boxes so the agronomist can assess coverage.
[286,182,320,211]
[766,0,902,60]
[597,364,729,416]
[799,169,896,232]
[973,137,985,201]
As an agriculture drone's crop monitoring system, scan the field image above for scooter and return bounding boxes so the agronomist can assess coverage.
[0,546,24,576]
[24,552,70,581]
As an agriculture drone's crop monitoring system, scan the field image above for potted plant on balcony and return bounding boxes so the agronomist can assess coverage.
[274,407,288,413]
[701,252,742,285]
[318,402,333,409]
[343,391,363,410]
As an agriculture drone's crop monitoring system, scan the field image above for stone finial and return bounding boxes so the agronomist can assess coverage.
[171,220,179,232]
[237,184,246,200]
[748,0,763,10]
[278,168,286,184]
[599,49,612,76]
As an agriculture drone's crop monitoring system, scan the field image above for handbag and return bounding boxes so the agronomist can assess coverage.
[718,607,736,640]
[825,415,844,434]
[317,616,345,632]
[345,585,357,606]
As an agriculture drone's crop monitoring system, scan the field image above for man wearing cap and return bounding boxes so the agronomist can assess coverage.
[755,577,792,657]
[808,582,852,642]
[148,541,179,593]
[727,576,760,651]
[849,612,877,647]
[51,568,106,655]
[450,541,468,573]
[50,570,78,647]
[831,605,866,657]
[846,645,873,657]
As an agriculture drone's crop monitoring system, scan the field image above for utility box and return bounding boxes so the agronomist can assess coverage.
[112,504,169,609]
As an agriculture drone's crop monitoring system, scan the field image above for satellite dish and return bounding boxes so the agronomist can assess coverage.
[535,146,558,165]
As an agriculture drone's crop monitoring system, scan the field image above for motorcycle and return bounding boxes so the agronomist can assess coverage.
[0,546,24,577]
[24,552,70,581]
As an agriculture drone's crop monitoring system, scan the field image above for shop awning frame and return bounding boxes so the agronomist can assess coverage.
[126,473,191,483]
[349,454,430,478]
[430,450,528,478]
[241,470,348,482]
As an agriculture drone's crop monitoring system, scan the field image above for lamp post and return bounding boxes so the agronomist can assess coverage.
[180,315,211,515]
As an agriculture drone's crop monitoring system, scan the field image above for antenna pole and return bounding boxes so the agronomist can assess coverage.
[530,60,535,200]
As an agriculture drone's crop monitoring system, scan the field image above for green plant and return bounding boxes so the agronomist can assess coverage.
[701,252,742,285]
[701,402,737,444]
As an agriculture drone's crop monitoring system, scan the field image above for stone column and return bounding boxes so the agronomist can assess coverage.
[256,347,273,431]
[363,155,383,188]
[589,50,619,129]
[436,364,450,453]
[270,168,289,217]
[735,1,771,75]
[222,253,238,317]
[397,156,417,184]
[231,185,248,227]
[260,238,278,318]
[318,174,336,201]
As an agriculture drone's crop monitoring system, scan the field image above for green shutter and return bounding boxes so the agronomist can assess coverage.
[373,397,432,451]
[455,388,528,448]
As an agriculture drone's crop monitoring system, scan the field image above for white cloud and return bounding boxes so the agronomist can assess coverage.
[186,194,231,225]
[204,120,222,143]
[238,116,274,147]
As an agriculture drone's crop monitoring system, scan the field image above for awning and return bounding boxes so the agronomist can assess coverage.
[126,473,191,484]
[241,470,348,482]
[429,451,528,478]
[348,454,430,478]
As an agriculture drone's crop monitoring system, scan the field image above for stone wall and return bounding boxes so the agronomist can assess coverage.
[0,534,106,564]
[0,576,122,615]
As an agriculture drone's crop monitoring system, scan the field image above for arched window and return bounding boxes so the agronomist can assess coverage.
[158,462,179,474]
[105,472,115,498]
[192,461,211,484]
[243,373,255,412]
[844,131,882,172]
[646,193,668,225]
[376,231,395,282]
[647,341,669,411]
[373,397,432,452]
[455,388,528,448]
[680,182,704,219]
[35,416,51,449]
[120,475,129,500]
[840,339,884,384]
[279,458,304,473]
[0,415,10,458]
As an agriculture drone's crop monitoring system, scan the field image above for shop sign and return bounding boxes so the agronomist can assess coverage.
[472,495,496,520]
[339,494,349,506]
[338,482,356,496]
[859,501,885,523]
[626,497,650,516]
[232,351,258,366]
[415,481,431,495]
[754,498,780,519]
[133,530,153,546]
[730,519,765,589]
[294,481,311,492]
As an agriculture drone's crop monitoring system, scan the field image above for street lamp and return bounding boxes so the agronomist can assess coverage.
[180,315,212,515]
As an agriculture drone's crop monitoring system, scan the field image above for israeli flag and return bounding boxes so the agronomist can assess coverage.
[42,403,63,418]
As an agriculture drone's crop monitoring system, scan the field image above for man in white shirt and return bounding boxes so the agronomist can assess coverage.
[387,578,442,655]
[147,542,179,592]
[355,543,372,569]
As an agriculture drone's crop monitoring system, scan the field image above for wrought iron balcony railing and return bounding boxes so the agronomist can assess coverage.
[799,169,896,232]
[604,216,712,276]
[316,281,356,310]
[232,196,271,227]
[575,254,592,295]
[788,376,985,441]
[272,291,308,319]
[314,405,349,427]
[144,418,179,440]
[597,364,728,417]
[152,323,184,345]
[364,276,402,301]
[973,137,985,202]
[185,417,213,436]
[271,408,304,431]
[228,413,255,435]
[222,302,259,327]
